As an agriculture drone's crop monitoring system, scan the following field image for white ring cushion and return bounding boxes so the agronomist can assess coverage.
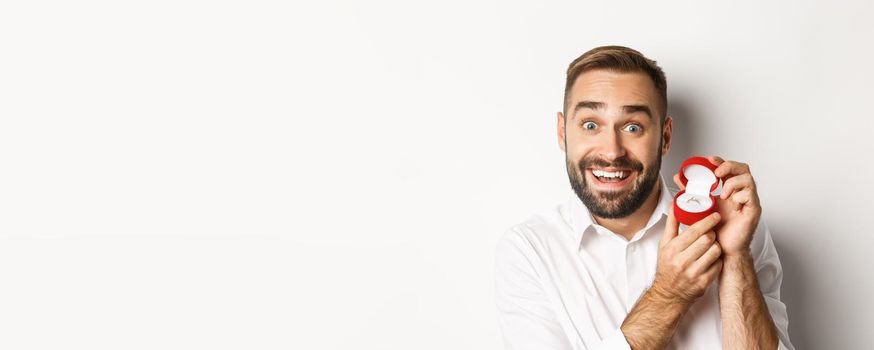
[676,164,717,213]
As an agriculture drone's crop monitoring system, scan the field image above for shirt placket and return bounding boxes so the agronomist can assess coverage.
[625,229,656,310]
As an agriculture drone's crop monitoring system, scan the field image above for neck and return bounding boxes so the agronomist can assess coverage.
[593,179,662,241]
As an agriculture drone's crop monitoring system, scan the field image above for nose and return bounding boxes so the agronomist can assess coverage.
[598,129,627,161]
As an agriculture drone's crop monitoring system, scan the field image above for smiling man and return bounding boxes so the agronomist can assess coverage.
[494,46,794,349]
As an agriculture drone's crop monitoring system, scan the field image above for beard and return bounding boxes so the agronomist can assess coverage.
[566,143,662,219]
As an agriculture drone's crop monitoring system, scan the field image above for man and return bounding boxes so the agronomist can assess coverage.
[494,46,793,349]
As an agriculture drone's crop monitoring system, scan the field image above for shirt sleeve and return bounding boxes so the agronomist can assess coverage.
[494,229,632,350]
[751,219,796,350]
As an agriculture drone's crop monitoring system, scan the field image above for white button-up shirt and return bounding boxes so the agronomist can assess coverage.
[494,175,794,349]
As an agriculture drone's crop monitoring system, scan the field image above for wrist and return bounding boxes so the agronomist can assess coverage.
[722,249,753,262]
[648,280,694,307]
[719,251,757,284]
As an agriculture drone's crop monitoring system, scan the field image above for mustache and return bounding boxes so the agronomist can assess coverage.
[579,156,644,172]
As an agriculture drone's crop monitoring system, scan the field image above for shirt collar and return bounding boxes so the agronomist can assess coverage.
[566,174,674,245]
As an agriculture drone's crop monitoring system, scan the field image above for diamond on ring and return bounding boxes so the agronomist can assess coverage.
[685,196,701,205]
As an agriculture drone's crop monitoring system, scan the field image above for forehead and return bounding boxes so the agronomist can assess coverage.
[568,70,659,113]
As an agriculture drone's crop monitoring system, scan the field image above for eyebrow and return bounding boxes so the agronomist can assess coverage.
[572,100,653,120]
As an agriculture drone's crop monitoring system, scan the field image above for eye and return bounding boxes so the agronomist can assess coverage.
[581,121,597,130]
[623,124,642,133]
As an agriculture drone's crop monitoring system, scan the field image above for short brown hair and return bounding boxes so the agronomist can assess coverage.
[563,45,667,125]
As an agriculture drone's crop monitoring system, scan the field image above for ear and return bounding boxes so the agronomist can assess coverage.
[557,111,567,153]
[661,115,673,156]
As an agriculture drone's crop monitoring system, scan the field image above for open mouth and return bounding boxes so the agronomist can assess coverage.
[587,168,635,187]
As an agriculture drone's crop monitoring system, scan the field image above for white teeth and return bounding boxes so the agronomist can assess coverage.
[592,169,628,178]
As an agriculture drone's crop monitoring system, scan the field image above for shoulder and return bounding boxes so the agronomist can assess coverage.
[497,203,572,252]
[495,203,571,286]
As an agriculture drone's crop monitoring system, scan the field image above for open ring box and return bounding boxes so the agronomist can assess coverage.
[672,156,722,227]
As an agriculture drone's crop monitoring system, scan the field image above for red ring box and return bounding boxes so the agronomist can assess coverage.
[672,156,722,226]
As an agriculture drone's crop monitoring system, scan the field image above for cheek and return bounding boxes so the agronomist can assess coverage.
[565,135,600,152]
[630,137,661,156]
[624,151,656,171]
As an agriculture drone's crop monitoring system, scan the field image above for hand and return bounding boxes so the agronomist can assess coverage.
[673,156,762,257]
[651,207,723,304]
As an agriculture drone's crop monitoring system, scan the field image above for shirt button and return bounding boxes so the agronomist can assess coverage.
[629,245,637,252]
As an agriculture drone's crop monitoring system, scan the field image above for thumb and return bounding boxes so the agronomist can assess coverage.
[661,205,679,247]
[672,172,685,191]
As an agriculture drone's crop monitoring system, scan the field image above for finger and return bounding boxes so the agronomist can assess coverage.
[701,258,724,285]
[671,211,721,250]
[714,161,750,180]
[728,188,758,209]
[687,242,722,276]
[719,173,755,200]
[678,231,717,264]
[661,205,680,247]
[673,172,685,190]
[707,155,724,167]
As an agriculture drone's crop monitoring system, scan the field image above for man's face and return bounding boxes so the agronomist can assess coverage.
[558,70,671,219]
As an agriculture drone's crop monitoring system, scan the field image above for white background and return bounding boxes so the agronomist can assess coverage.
[1,1,871,349]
